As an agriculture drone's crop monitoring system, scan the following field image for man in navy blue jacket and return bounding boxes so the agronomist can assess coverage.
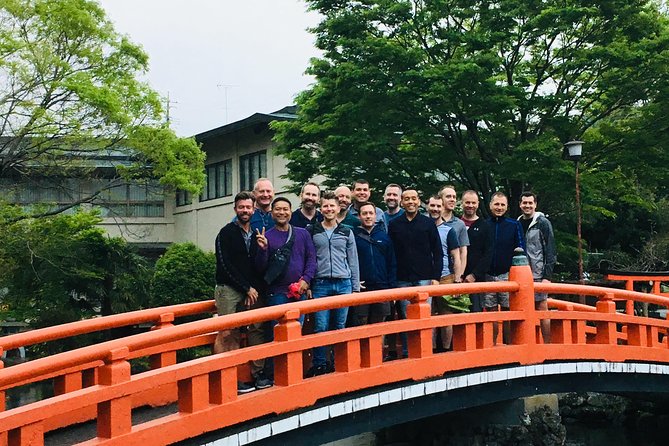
[353,202,397,325]
[485,191,525,344]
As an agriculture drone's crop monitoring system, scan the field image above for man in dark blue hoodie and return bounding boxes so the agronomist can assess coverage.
[485,191,525,344]
[353,202,397,325]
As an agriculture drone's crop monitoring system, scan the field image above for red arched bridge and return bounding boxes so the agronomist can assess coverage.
[2,256,669,445]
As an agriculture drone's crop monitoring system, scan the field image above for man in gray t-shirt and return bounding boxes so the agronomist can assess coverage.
[440,185,469,280]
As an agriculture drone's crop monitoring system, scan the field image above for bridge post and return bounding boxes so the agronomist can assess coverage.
[406,292,433,359]
[274,309,303,387]
[595,293,617,345]
[508,249,536,348]
[97,347,132,439]
[150,313,177,369]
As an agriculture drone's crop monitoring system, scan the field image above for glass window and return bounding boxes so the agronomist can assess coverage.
[239,151,267,192]
[200,159,232,201]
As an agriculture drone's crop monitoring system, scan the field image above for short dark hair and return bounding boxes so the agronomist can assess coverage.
[353,179,370,188]
[321,191,337,202]
[520,191,537,203]
[234,191,255,206]
[385,183,402,193]
[271,196,292,209]
[359,201,376,211]
[428,194,441,202]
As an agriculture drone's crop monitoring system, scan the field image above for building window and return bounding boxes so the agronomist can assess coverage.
[95,180,165,218]
[239,150,267,192]
[200,159,232,201]
[176,189,192,207]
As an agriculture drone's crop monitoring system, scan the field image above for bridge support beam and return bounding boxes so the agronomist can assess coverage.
[407,292,433,359]
[274,310,303,387]
[508,250,536,352]
[97,347,132,439]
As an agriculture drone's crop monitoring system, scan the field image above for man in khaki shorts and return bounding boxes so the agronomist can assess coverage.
[214,191,271,393]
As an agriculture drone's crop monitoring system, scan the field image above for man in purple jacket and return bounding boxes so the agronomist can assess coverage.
[255,197,317,328]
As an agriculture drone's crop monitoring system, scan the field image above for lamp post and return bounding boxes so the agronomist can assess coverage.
[564,141,585,300]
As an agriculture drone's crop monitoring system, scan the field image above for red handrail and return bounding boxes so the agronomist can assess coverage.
[1,260,669,445]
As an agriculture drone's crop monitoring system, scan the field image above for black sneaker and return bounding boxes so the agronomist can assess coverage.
[237,381,256,394]
[254,373,273,390]
[305,364,328,378]
[383,351,398,362]
[325,361,335,373]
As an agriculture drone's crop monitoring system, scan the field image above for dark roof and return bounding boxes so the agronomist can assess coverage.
[194,106,297,142]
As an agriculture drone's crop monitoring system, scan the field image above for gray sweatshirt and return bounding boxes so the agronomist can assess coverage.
[308,222,361,291]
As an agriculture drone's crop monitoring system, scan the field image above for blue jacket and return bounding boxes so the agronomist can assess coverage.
[488,216,525,276]
[354,225,397,289]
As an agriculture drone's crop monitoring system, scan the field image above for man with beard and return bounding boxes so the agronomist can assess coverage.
[214,191,270,393]
[335,185,359,228]
[349,179,386,230]
[460,190,493,312]
[383,183,404,228]
[387,189,443,359]
[290,182,323,228]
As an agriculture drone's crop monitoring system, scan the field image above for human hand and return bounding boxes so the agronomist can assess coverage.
[463,274,476,283]
[255,227,267,249]
[298,279,309,294]
[245,287,258,307]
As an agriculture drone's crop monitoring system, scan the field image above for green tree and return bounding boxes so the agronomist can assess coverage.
[0,0,204,219]
[274,0,669,275]
[150,243,215,308]
[0,209,150,329]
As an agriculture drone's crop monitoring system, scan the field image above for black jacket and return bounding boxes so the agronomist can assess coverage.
[388,214,443,282]
[215,222,262,293]
[463,217,493,282]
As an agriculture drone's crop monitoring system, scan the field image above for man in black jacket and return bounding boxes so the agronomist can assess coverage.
[214,191,271,393]
[460,190,493,312]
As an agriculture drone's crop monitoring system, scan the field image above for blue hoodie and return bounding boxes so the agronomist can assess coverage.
[488,216,525,276]
[354,224,397,289]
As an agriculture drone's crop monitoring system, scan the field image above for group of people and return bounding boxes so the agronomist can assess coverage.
[214,178,557,393]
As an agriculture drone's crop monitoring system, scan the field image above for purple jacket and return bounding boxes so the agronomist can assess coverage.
[255,226,318,295]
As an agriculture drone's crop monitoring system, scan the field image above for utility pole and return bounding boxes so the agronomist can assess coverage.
[165,91,178,125]
[216,84,237,124]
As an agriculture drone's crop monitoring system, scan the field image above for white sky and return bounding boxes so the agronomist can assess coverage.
[98,1,321,136]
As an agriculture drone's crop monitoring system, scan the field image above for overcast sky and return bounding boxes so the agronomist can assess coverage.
[98,1,321,137]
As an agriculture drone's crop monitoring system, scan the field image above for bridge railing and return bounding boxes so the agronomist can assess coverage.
[2,257,669,445]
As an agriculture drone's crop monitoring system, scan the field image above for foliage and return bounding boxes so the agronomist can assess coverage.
[274,0,669,275]
[150,242,215,307]
[0,0,204,219]
[0,209,150,330]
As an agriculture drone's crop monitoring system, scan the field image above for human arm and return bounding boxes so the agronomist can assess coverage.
[540,218,557,280]
[347,230,361,291]
[430,223,444,281]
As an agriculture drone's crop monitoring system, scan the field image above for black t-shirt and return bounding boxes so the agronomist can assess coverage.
[520,217,532,235]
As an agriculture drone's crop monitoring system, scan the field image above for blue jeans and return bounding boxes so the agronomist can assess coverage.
[311,278,352,367]
[395,280,432,357]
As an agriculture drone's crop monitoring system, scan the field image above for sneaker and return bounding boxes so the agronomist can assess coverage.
[383,351,398,362]
[305,364,328,378]
[254,373,273,390]
[325,361,335,373]
[237,381,256,394]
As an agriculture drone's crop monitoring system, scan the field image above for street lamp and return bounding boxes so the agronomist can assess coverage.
[564,140,585,296]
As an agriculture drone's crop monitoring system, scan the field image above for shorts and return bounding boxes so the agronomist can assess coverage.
[483,273,510,309]
[214,284,245,316]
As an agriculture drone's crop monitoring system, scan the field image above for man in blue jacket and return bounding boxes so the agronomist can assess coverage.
[485,191,525,344]
[353,201,397,325]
